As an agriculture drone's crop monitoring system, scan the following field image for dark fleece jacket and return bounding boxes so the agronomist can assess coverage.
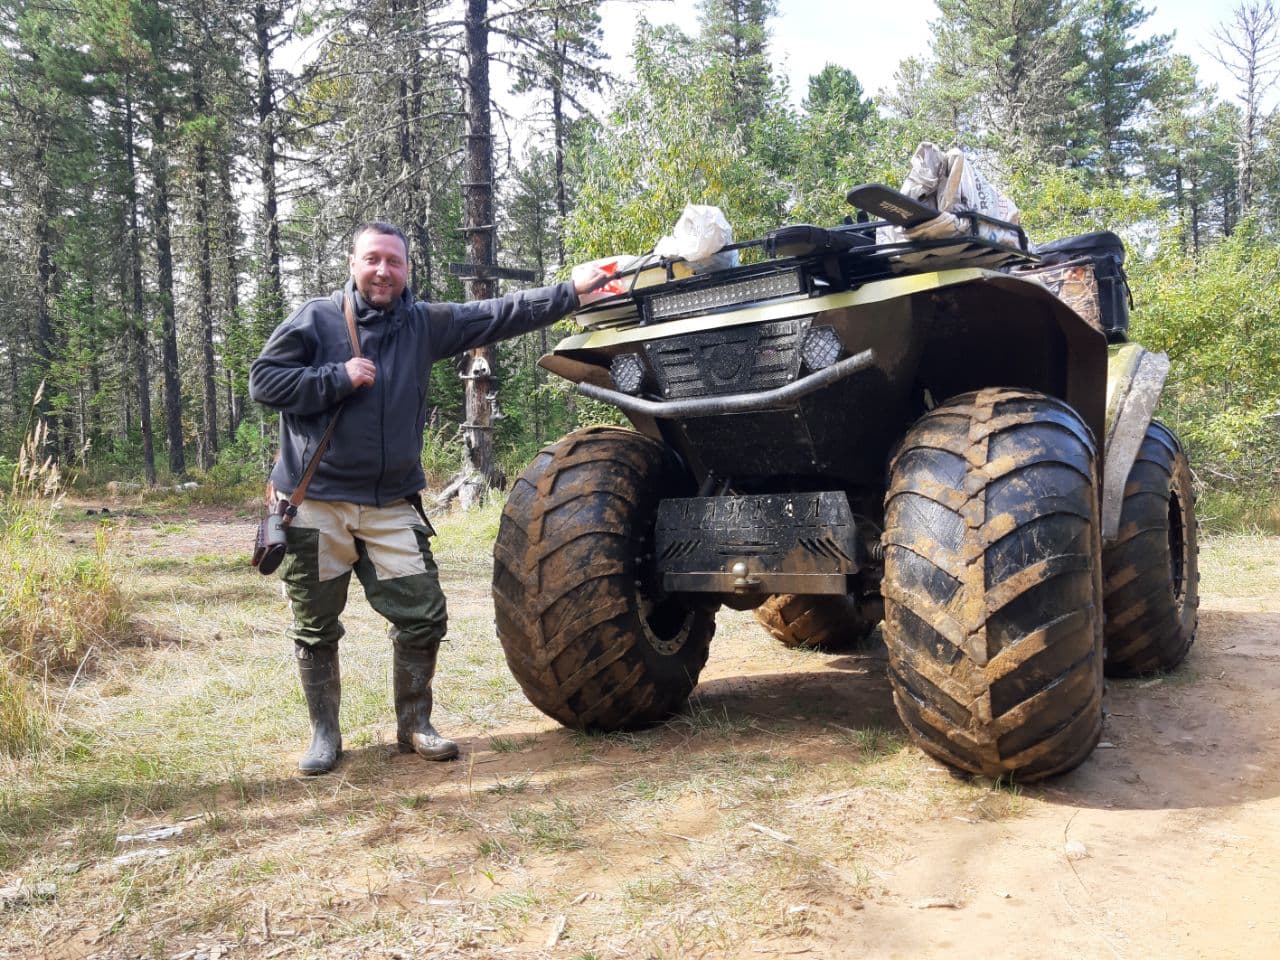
[248,279,579,506]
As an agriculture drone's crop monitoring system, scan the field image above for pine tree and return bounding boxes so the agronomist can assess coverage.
[929,0,1088,160]
[1078,0,1171,176]
[506,0,607,268]
[698,0,777,129]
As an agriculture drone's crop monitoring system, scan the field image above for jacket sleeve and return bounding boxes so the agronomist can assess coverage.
[249,304,355,415]
[428,281,579,359]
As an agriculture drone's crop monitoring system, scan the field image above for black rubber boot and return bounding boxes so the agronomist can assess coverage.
[394,644,459,761]
[296,644,342,775]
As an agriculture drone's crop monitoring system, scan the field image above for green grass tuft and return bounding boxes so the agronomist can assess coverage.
[1,422,132,757]
[509,798,584,852]
[1198,487,1280,535]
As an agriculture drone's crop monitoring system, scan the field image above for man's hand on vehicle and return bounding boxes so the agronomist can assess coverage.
[572,263,612,295]
[346,357,376,388]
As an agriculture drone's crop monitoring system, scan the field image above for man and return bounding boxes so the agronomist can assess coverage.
[249,222,607,775]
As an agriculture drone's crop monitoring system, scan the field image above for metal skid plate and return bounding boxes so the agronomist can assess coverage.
[655,492,859,595]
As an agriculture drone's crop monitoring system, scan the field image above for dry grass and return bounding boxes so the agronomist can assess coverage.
[0,421,131,758]
[1197,533,1280,601]
[0,500,1261,957]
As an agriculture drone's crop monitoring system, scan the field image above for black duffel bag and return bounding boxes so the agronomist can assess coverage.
[1034,231,1132,342]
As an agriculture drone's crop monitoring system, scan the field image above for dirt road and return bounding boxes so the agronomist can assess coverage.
[6,513,1279,959]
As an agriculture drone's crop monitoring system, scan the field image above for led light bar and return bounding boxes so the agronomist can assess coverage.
[648,268,803,321]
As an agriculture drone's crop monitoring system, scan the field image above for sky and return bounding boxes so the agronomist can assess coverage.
[598,0,1252,109]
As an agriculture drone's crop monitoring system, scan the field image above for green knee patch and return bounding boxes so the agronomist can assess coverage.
[365,570,448,646]
[281,525,320,584]
[282,527,349,647]
[351,527,449,649]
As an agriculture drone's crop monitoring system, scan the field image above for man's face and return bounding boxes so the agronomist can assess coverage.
[350,230,409,308]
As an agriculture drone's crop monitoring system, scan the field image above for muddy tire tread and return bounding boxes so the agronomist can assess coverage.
[493,426,714,730]
[1102,421,1200,676]
[882,388,1104,781]
[754,594,874,650]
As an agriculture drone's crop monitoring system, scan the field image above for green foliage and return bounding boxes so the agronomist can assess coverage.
[1197,486,1280,534]
[422,417,465,490]
[1006,160,1162,239]
[564,23,791,261]
[928,0,1088,159]
[1076,0,1170,175]
[789,66,885,225]
[205,418,276,490]
[698,0,777,128]
[1131,224,1280,491]
[1,0,1278,520]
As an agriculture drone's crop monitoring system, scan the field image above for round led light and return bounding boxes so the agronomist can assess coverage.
[801,325,843,371]
[609,352,646,394]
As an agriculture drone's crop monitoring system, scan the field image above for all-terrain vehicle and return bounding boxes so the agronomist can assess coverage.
[491,181,1199,782]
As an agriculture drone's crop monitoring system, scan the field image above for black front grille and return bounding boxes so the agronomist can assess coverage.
[644,318,811,399]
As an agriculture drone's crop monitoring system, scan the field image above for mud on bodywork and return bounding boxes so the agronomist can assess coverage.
[497,198,1188,783]
[1101,343,1171,541]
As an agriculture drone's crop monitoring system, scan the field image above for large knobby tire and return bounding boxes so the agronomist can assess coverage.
[882,389,1104,781]
[492,426,715,730]
[754,594,877,651]
[1102,421,1200,676]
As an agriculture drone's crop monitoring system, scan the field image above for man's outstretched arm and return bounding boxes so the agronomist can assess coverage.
[429,265,610,359]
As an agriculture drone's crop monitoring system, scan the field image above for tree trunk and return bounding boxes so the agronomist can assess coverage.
[125,79,157,485]
[254,3,285,333]
[1173,161,1186,254]
[193,67,219,470]
[220,153,242,441]
[32,131,56,442]
[394,0,419,292]
[407,30,431,296]
[461,0,499,499]
[6,342,19,435]
[153,108,186,477]
[552,22,567,269]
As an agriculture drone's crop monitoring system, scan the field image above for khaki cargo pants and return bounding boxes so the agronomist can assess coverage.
[279,498,446,652]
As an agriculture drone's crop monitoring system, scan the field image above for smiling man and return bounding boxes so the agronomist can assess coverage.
[249,221,606,776]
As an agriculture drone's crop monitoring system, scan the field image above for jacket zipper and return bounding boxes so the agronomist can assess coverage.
[376,325,387,506]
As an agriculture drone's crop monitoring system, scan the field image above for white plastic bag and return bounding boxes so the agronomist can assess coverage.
[877,143,1021,249]
[655,204,740,273]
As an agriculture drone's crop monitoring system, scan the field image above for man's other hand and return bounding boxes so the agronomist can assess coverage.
[571,263,612,295]
[346,357,376,388]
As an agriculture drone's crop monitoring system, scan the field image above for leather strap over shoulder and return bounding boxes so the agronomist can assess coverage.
[343,290,364,359]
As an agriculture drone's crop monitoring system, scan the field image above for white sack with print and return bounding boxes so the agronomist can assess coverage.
[877,143,1021,248]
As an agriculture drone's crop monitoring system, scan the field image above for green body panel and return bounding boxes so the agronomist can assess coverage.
[545,266,1110,485]
[555,268,990,351]
[1100,342,1171,540]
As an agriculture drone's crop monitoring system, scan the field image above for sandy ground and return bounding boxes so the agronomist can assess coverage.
[12,509,1280,959]
[646,600,1280,959]
[824,597,1280,960]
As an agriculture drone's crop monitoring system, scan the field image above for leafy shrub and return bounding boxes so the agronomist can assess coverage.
[1130,223,1280,527]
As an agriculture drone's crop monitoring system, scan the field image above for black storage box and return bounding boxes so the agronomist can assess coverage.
[1033,231,1131,342]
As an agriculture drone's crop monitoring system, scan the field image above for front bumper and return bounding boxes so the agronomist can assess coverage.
[577,349,876,420]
